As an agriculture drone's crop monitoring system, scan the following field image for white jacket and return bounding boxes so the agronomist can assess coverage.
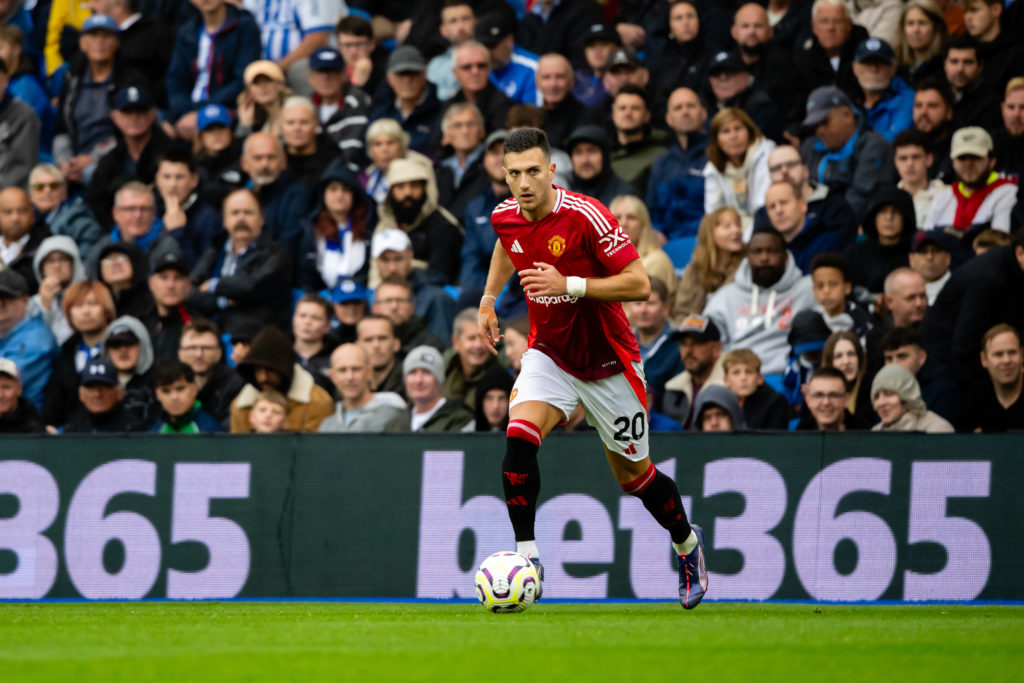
[923,180,1017,232]
[703,136,776,224]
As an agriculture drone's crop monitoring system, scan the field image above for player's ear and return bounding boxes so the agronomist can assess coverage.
[549,162,556,177]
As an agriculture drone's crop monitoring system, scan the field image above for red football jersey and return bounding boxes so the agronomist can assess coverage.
[491,186,642,381]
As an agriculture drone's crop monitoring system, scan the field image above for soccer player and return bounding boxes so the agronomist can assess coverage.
[477,128,708,609]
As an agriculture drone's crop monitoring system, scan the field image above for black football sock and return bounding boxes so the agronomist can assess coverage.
[502,420,542,543]
[621,463,691,545]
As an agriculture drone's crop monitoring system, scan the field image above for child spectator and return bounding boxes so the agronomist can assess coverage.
[809,253,874,339]
[692,385,747,432]
[843,186,915,295]
[248,390,290,434]
[722,349,789,430]
[150,359,223,434]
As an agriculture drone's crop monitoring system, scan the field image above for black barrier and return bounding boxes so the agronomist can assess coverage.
[0,433,1021,601]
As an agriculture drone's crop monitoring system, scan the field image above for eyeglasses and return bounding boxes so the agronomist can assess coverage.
[457,62,489,72]
[180,345,219,353]
[376,297,412,306]
[768,160,802,174]
[808,392,846,402]
[115,205,155,214]
[31,182,62,192]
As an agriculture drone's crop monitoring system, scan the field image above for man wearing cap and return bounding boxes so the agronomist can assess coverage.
[572,23,619,108]
[658,314,725,430]
[909,231,954,304]
[705,50,785,142]
[943,37,1001,134]
[377,158,462,284]
[459,129,512,300]
[852,38,914,143]
[426,1,477,102]
[86,84,172,229]
[88,0,174,108]
[0,187,47,294]
[370,46,444,159]
[448,40,514,135]
[326,278,370,347]
[517,0,602,73]
[923,127,1018,234]
[647,87,709,239]
[436,103,488,224]
[101,314,157,425]
[148,250,198,360]
[318,343,408,433]
[165,0,261,141]
[373,229,455,344]
[800,84,895,218]
[193,105,246,210]
[0,358,43,433]
[793,0,868,102]
[0,269,58,410]
[403,343,474,433]
[476,12,540,106]
[306,47,373,171]
[565,124,634,208]
[61,357,147,432]
[54,14,142,185]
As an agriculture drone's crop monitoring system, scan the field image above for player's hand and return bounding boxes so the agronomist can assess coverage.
[478,302,501,356]
[519,262,566,298]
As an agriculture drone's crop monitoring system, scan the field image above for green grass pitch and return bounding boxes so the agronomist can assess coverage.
[1,602,1022,682]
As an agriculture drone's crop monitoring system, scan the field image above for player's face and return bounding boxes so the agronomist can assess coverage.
[504,147,555,217]
[700,405,733,432]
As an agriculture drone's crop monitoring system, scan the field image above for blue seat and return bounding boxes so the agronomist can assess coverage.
[663,236,698,275]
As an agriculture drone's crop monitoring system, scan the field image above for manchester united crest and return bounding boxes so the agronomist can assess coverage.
[547,235,566,257]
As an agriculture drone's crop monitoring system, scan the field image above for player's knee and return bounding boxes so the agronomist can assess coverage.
[507,419,543,448]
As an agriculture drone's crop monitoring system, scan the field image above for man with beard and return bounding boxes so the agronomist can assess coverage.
[923,127,1018,235]
[443,308,502,410]
[356,314,405,396]
[731,2,804,134]
[703,226,816,375]
[912,78,956,181]
[189,188,292,332]
[647,87,708,239]
[609,85,667,195]
[943,37,1001,133]
[377,158,462,284]
[852,38,914,142]
[565,124,633,208]
[239,132,313,256]
[658,314,725,430]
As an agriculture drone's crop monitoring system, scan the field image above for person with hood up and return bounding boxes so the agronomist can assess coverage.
[474,363,513,432]
[782,309,832,410]
[28,235,86,344]
[92,241,156,322]
[648,2,710,127]
[870,363,954,432]
[61,357,150,433]
[375,157,462,284]
[693,384,747,432]
[702,107,775,232]
[101,315,156,427]
[298,159,376,292]
[565,124,634,208]
[843,185,915,294]
[229,326,334,433]
[703,226,817,375]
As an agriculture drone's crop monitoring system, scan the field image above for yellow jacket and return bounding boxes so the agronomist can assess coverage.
[45,0,91,75]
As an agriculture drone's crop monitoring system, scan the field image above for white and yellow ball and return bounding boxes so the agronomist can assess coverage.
[474,552,540,613]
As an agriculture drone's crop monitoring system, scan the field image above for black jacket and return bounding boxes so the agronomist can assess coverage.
[436,153,487,226]
[88,242,158,322]
[287,133,340,187]
[543,94,589,150]
[843,185,915,293]
[517,0,603,68]
[43,332,93,428]
[62,401,149,433]
[117,14,175,108]
[649,36,709,128]
[741,383,790,431]
[447,82,514,134]
[197,362,246,428]
[197,138,246,210]
[55,53,143,154]
[0,396,45,433]
[793,24,869,103]
[189,232,293,333]
[86,126,174,229]
[254,169,314,256]
[3,222,48,294]
[370,83,444,160]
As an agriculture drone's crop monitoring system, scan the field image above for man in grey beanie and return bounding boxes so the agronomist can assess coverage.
[403,344,473,432]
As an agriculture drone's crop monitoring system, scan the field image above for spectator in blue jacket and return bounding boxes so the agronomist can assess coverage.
[630,277,684,397]
[166,0,262,141]
[646,86,708,239]
[476,12,539,106]
[369,46,444,160]
[154,147,223,270]
[852,38,914,143]
[763,180,851,275]
[240,131,313,256]
[28,163,103,256]
[459,129,511,301]
[0,269,58,409]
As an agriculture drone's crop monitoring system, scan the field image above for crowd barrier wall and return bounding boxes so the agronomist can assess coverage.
[1,433,1021,602]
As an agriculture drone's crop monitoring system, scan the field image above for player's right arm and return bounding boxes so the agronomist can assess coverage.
[478,240,516,355]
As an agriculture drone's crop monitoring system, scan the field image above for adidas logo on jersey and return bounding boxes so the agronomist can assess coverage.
[510,239,524,254]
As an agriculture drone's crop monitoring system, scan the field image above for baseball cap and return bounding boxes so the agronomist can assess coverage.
[230,319,263,345]
[911,229,957,253]
[950,126,993,158]
[80,358,119,387]
[485,128,509,150]
[0,269,29,298]
[310,47,344,72]
[82,14,118,34]
[707,51,749,76]
[0,358,19,381]
[112,84,153,111]
[854,38,895,64]
[402,345,445,386]
[106,322,140,348]
[565,124,606,151]
[802,86,853,128]
[606,47,640,71]
[387,45,427,74]
[197,103,232,132]
[152,250,189,275]
[371,228,413,259]
[244,60,285,86]
[475,13,516,48]
[583,23,619,47]
[331,278,369,304]
[670,314,721,343]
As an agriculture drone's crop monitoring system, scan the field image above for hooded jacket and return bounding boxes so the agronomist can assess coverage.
[376,158,462,284]
[44,197,103,256]
[298,159,376,291]
[844,185,914,293]
[317,392,408,434]
[703,252,817,375]
[28,235,87,345]
[869,364,954,433]
[473,364,513,432]
[229,327,333,433]
[693,384,747,431]
[703,136,776,223]
[101,315,157,427]
[793,23,869,103]
[566,125,635,208]
[88,242,156,322]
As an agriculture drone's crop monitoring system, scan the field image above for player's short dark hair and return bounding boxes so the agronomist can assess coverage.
[808,366,847,386]
[915,78,955,109]
[336,15,372,38]
[296,293,333,320]
[809,253,851,282]
[442,0,473,11]
[614,83,648,108]
[153,359,195,388]
[503,127,550,160]
[944,34,980,62]
[881,326,924,352]
[158,146,197,174]
[648,276,669,302]
[892,128,932,154]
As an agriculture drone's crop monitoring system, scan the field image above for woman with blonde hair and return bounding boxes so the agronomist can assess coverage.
[893,0,949,84]
[610,195,677,301]
[236,61,292,139]
[703,107,774,232]
[822,330,873,419]
[672,206,745,320]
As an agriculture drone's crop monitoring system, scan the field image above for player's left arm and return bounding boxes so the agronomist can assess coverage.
[519,258,650,302]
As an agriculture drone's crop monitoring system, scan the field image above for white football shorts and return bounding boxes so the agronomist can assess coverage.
[509,348,649,461]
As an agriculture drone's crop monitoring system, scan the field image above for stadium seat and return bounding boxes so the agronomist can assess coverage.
[663,236,698,276]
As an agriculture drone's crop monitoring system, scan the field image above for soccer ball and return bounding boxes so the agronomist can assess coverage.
[474,552,540,613]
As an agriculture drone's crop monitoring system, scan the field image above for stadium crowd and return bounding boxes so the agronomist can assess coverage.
[0,0,1022,436]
